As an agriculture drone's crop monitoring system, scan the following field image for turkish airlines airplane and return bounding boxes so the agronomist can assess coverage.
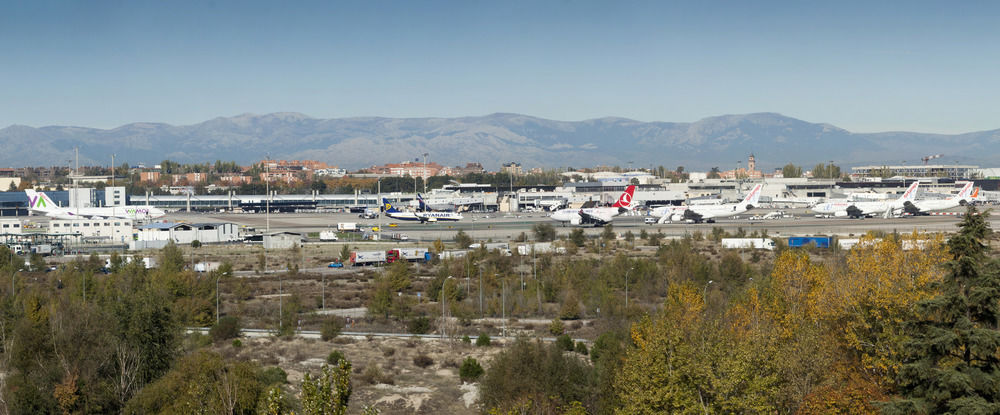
[549,185,636,226]
[651,183,763,224]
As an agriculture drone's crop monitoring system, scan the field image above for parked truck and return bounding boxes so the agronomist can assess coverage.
[787,236,832,248]
[439,250,469,260]
[319,230,339,241]
[350,250,387,266]
[516,242,560,255]
[387,247,432,263]
[721,238,776,250]
[337,222,358,232]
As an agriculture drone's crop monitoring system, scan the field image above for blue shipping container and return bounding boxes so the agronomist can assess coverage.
[788,236,831,248]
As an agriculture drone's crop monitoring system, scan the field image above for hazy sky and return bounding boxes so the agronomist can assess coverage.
[2,1,997,133]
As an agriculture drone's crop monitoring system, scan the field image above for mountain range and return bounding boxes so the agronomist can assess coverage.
[2,112,997,171]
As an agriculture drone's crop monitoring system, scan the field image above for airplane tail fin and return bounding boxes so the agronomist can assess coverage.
[417,194,427,211]
[612,185,636,208]
[740,184,764,207]
[25,189,57,211]
[957,182,975,200]
[972,187,980,200]
[899,181,920,202]
[382,198,400,213]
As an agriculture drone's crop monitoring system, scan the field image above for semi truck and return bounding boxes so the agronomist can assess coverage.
[350,250,387,266]
[387,248,432,263]
[337,222,358,232]
[721,238,776,250]
[516,242,564,255]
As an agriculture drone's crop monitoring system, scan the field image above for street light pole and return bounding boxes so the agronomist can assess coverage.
[441,276,453,339]
[703,280,714,304]
[625,266,634,310]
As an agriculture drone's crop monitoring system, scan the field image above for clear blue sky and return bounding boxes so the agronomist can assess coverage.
[2,0,997,133]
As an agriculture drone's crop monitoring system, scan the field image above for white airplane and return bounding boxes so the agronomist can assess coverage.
[407,193,479,211]
[549,185,636,226]
[383,198,462,223]
[25,189,165,220]
[651,183,763,224]
[812,181,919,218]
[906,182,975,215]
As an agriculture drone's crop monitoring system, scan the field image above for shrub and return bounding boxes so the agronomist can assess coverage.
[413,353,434,368]
[320,316,345,341]
[210,316,241,342]
[574,341,588,355]
[327,350,346,365]
[459,357,485,382]
[232,339,242,348]
[549,318,565,336]
[191,240,201,248]
[258,366,288,386]
[382,347,396,357]
[476,333,492,347]
[556,334,574,352]
[408,316,432,334]
[360,364,393,385]
[462,335,471,344]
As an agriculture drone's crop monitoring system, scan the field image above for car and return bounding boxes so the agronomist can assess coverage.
[327,260,344,268]
[644,217,658,224]
[388,223,398,227]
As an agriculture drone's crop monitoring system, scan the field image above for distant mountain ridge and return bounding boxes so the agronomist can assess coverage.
[2,112,997,171]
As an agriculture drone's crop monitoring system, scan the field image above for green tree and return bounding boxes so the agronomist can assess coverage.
[883,206,1000,414]
[454,230,473,248]
[301,361,353,415]
[533,223,556,242]
[480,338,595,413]
[782,163,803,178]
[569,229,586,247]
[339,244,351,263]
[707,167,721,179]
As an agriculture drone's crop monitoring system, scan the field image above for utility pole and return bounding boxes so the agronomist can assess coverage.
[423,152,429,194]
[501,275,506,337]
[265,157,270,233]
[111,153,115,187]
[479,265,483,317]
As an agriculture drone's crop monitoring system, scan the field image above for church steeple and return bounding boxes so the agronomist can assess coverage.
[748,154,756,172]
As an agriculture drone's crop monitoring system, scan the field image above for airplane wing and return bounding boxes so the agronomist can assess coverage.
[682,209,703,223]
[578,209,612,226]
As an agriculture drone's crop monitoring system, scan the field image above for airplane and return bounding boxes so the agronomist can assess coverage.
[383,198,463,223]
[549,185,636,226]
[408,193,480,211]
[651,183,763,224]
[25,189,166,220]
[812,181,919,218]
[905,182,975,215]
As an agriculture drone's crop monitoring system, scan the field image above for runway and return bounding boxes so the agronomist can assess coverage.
[163,207,991,243]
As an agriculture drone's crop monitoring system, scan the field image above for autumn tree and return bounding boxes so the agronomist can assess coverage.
[882,207,1000,414]
[301,361,352,415]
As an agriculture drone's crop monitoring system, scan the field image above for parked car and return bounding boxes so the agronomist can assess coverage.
[327,260,344,268]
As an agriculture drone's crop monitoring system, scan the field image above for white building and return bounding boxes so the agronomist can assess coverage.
[264,232,302,249]
[0,219,23,235]
[132,222,239,250]
[49,219,133,243]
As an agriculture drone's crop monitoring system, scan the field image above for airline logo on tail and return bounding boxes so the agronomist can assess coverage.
[900,181,920,201]
[25,189,57,211]
[382,198,400,213]
[957,182,975,199]
[741,184,764,206]
[612,185,637,208]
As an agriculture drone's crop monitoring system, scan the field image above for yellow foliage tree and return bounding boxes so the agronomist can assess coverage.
[820,232,948,385]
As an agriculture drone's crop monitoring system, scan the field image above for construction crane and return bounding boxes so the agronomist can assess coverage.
[922,154,943,165]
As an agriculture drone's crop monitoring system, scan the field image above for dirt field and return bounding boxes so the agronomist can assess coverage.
[213,335,504,414]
